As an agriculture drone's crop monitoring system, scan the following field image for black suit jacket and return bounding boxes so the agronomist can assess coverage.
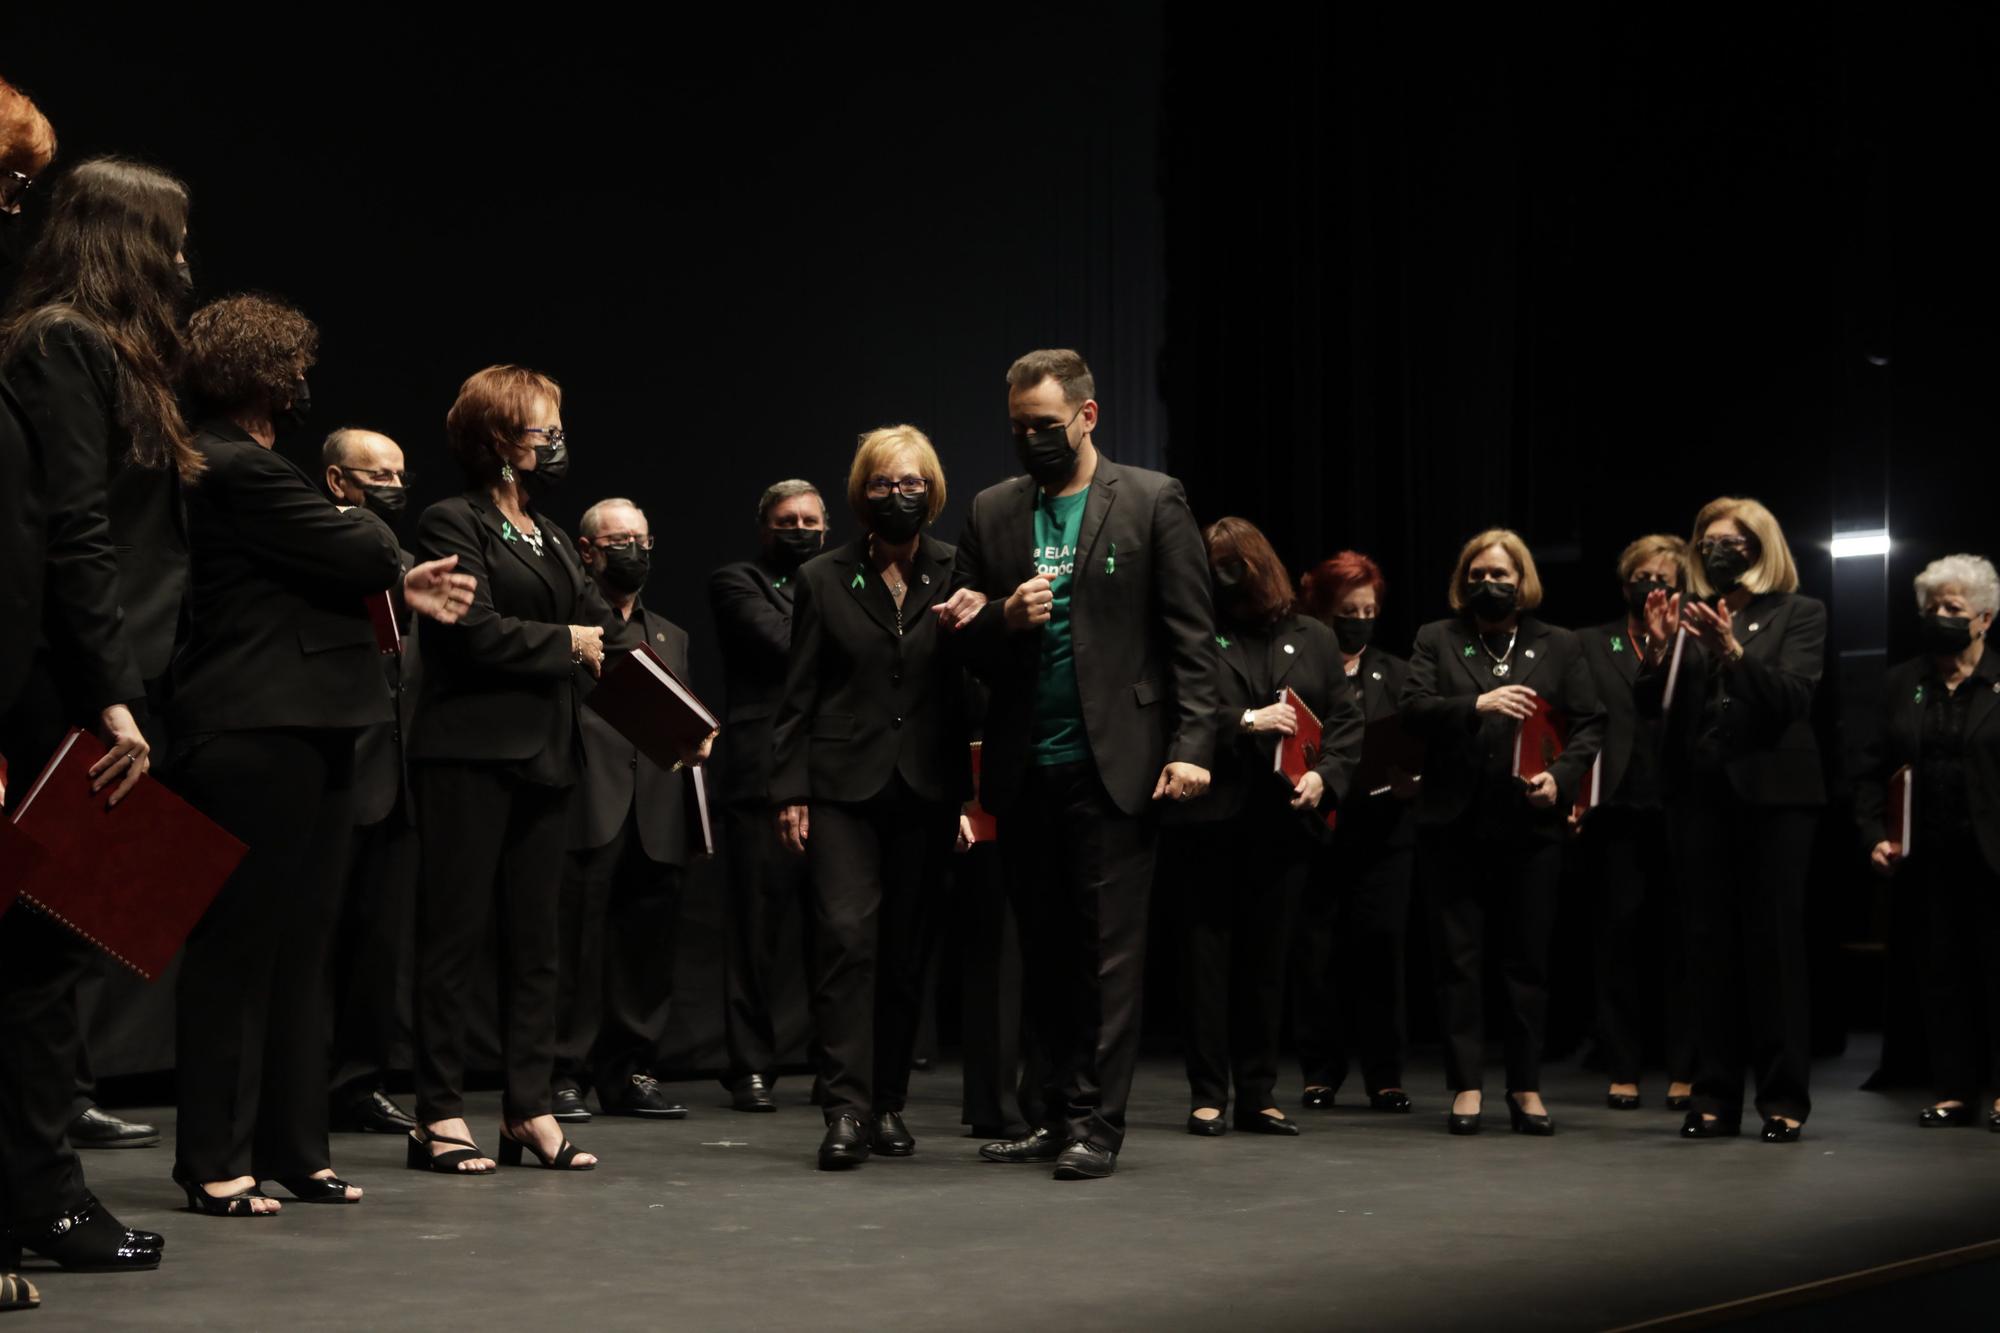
[1854,654,2000,875]
[952,457,1220,817]
[168,421,404,735]
[708,557,798,807]
[569,599,692,863]
[1336,646,1418,850]
[1578,617,1661,809]
[410,491,639,782]
[4,316,188,712]
[1637,592,1827,807]
[772,535,971,807]
[1181,612,1363,825]
[0,381,40,713]
[1401,614,1607,836]
[352,546,421,828]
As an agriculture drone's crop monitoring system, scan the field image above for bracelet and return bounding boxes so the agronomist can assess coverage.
[569,629,583,664]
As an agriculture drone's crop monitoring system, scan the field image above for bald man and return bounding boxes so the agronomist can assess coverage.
[321,428,423,1134]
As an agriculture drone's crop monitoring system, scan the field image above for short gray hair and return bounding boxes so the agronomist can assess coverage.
[580,497,645,539]
[757,479,824,525]
[1913,553,2000,617]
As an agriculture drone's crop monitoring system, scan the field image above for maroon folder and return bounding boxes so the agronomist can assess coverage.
[1271,688,1338,830]
[7,729,247,979]
[584,643,721,774]
[365,589,402,656]
[1512,695,1570,782]
[964,741,998,844]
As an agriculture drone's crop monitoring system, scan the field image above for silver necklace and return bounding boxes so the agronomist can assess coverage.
[1478,628,1519,678]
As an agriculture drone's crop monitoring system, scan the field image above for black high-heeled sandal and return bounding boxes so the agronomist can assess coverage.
[275,1174,362,1203]
[497,1127,595,1171]
[405,1128,495,1175]
[172,1167,278,1217]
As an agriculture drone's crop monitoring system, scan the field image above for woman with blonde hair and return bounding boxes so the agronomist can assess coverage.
[773,424,975,1170]
[1636,497,1825,1143]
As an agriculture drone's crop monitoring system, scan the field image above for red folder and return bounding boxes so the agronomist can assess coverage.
[1887,764,1912,857]
[964,741,998,844]
[585,643,721,773]
[1513,695,1569,782]
[1271,688,1338,830]
[7,729,247,979]
[365,590,402,656]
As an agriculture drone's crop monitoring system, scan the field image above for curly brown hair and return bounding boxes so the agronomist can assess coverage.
[185,293,319,416]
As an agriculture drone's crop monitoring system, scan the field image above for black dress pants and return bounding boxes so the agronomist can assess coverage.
[171,728,356,1182]
[1675,794,1816,1123]
[720,801,815,1087]
[1917,839,2000,1106]
[1000,761,1158,1153]
[1419,824,1562,1094]
[955,841,1043,1134]
[1174,811,1309,1112]
[805,778,952,1122]
[328,812,418,1098]
[1587,806,1694,1086]
[555,811,684,1095]
[412,763,568,1122]
[1294,831,1415,1095]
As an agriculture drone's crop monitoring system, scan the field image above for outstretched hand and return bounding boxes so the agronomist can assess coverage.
[405,556,477,625]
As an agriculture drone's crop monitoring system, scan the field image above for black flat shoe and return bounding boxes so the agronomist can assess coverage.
[330,1087,418,1134]
[870,1111,916,1156]
[4,1198,163,1271]
[1052,1141,1116,1180]
[979,1128,1063,1163]
[729,1074,777,1113]
[550,1085,592,1124]
[1759,1117,1802,1144]
[1447,1111,1482,1136]
[69,1106,159,1150]
[404,1127,495,1175]
[1919,1104,1976,1128]
[1368,1089,1413,1114]
[1506,1094,1553,1137]
[497,1127,595,1170]
[1234,1110,1301,1136]
[1186,1111,1227,1137]
[273,1174,360,1204]
[1664,1094,1693,1112]
[1680,1112,1740,1139]
[599,1074,688,1119]
[171,1168,277,1219]
[818,1115,870,1170]
[1302,1086,1335,1110]
[1606,1092,1641,1111]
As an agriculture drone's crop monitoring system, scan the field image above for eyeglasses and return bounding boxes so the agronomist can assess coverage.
[340,465,409,486]
[1696,535,1752,554]
[864,476,929,498]
[1,169,32,214]
[589,532,655,551]
[524,426,567,449]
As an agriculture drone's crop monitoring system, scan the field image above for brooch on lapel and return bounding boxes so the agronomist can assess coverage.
[1371,671,1383,681]
[1611,636,1625,653]
[1462,644,1477,658]
[773,576,788,589]
[850,572,866,590]
[1525,649,1537,660]
[655,632,666,643]
[500,519,519,543]
[1283,643,1296,655]
[1746,622,1761,634]
[1106,542,1116,575]
[1216,634,1232,650]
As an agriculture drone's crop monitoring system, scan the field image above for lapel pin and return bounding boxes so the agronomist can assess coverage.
[1525,648,1536,659]
[1915,685,1925,703]
[1747,623,1760,634]
[1216,634,1232,650]
[1462,644,1476,657]
[1611,636,1624,653]
[1283,643,1296,655]
[655,632,666,642]
[850,572,865,590]
[921,573,931,585]
[1106,542,1117,575]
[1372,671,1383,681]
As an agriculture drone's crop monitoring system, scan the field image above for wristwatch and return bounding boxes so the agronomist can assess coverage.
[1241,708,1257,730]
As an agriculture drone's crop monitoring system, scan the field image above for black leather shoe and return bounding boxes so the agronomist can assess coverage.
[870,1111,916,1156]
[730,1075,777,1113]
[68,1107,159,1150]
[1505,1094,1554,1136]
[1367,1089,1413,1114]
[1680,1112,1741,1139]
[1759,1117,1802,1143]
[1447,1112,1482,1135]
[1052,1141,1116,1180]
[1301,1086,1336,1110]
[1234,1109,1302,1136]
[5,1198,161,1271]
[330,1087,419,1134]
[817,1115,870,1170]
[550,1085,592,1124]
[599,1074,688,1119]
[979,1127,1064,1163]
[1919,1104,1976,1128]
[1606,1091,1641,1111]
[1186,1112,1227,1137]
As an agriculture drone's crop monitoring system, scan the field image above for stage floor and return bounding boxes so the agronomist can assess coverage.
[18,1040,2000,1331]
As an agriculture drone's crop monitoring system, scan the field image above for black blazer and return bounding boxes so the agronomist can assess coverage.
[1181,612,1363,825]
[4,316,188,711]
[1578,617,1662,809]
[1401,614,1607,836]
[952,457,1221,817]
[569,600,692,864]
[1638,592,1827,808]
[410,491,638,782]
[0,381,40,713]
[708,557,798,807]
[351,546,421,828]
[1855,654,2000,875]
[1334,646,1418,851]
[771,534,971,808]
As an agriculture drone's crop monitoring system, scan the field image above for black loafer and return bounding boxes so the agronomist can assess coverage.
[1606,1092,1641,1111]
[870,1111,916,1156]
[817,1115,870,1170]
[1301,1087,1336,1110]
[1234,1110,1301,1136]
[4,1198,161,1271]
[68,1107,159,1150]
[1367,1089,1413,1114]
[1052,1141,1116,1180]
[550,1085,592,1124]
[1919,1104,1976,1128]
[599,1074,688,1119]
[330,1087,419,1135]
[730,1075,777,1113]
[1759,1117,1802,1144]
[1680,1112,1741,1139]
[979,1127,1063,1163]
[1186,1112,1227,1137]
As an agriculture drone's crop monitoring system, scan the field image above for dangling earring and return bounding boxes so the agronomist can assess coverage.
[500,463,516,483]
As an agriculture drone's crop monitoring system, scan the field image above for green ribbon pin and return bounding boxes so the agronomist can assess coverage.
[500,520,517,543]
[773,576,788,589]
[1611,635,1625,653]
[1216,634,1232,650]
[1106,542,1116,575]
[1462,644,1476,657]
[1915,685,1925,704]
[850,571,866,590]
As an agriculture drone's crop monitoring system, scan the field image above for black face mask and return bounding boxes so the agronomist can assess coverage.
[770,527,824,570]
[1626,576,1672,616]
[174,258,193,291]
[1466,580,1518,623]
[1014,409,1081,489]
[1333,615,1376,654]
[519,439,569,500]
[868,490,926,544]
[282,378,312,430]
[1919,613,1976,656]
[1702,546,1753,593]
[356,482,408,527]
[600,544,650,595]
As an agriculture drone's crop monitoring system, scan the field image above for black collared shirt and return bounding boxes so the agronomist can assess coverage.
[1916,658,1998,848]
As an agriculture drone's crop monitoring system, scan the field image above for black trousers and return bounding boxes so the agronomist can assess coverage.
[1294,831,1415,1095]
[720,801,815,1087]
[804,778,951,1121]
[171,728,356,1181]
[1419,824,1562,1094]
[555,811,684,1095]
[955,841,1043,1133]
[1001,761,1158,1153]
[1173,811,1309,1111]
[1586,806,1695,1085]
[1917,839,2000,1106]
[328,812,418,1099]
[412,763,568,1122]
[1675,793,1816,1123]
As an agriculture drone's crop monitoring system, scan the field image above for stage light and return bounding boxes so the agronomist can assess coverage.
[1830,530,1891,559]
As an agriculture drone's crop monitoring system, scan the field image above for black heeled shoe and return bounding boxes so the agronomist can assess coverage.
[1505,1093,1554,1137]
[1301,1087,1336,1110]
[1186,1111,1227,1137]
[4,1198,162,1270]
[1447,1098,1482,1135]
[1918,1104,1976,1128]
[497,1126,595,1170]
[404,1127,494,1175]
[1606,1090,1641,1111]
[1680,1111,1740,1139]
[1368,1089,1413,1113]
[1759,1117,1802,1144]
[171,1167,277,1218]
[1234,1109,1301,1136]
[274,1174,361,1203]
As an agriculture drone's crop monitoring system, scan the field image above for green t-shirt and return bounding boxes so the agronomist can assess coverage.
[1029,486,1090,765]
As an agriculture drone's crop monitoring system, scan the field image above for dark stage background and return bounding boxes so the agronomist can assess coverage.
[5,5,1995,1082]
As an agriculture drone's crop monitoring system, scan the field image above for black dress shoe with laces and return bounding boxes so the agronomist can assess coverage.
[1918,1104,1976,1128]
[600,1074,688,1119]
[1680,1112,1741,1139]
[1052,1141,1117,1180]
[979,1127,1064,1163]
[68,1107,159,1150]
[550,1085,592,1124]
[870,1112,916,1156]
[1759,1117,1802,1143]
[4,1198,162,1271]
[330,1087,418,1135]
[730,1075,777,1112]
[818,1115,870,1170]
[1234,1110,1301,1136]
[1367,1089,1413,1113]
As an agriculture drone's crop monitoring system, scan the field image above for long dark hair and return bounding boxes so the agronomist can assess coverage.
[0,156,198,480]
[1203,515,1296,627]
